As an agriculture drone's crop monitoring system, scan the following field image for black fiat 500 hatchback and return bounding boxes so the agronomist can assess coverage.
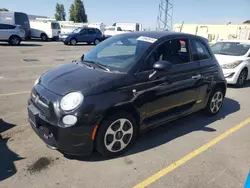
[28,31,227,158]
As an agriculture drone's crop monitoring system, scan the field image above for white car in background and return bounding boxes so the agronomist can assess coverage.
[211,40,250,87]
[0,23,25,45]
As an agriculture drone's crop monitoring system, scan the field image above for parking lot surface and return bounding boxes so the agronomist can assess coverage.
[0,41,249,188]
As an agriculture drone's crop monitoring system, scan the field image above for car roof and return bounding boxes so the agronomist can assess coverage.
[119,31,202,40]
[217,40,250,44]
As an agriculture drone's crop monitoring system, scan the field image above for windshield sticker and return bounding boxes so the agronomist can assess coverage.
[137,36,158,43]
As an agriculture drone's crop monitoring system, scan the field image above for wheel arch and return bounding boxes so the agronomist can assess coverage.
[40,33,47,37]
[9,35,21,40]
[94,103,141,141]
[214,82,227,96]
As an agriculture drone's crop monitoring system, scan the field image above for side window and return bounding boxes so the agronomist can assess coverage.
[0,24,15,29]
[80,29,87,34]
[191,40,211,61]
[88,28,96,34]
[140,38,191,72]
[95,29,101,34]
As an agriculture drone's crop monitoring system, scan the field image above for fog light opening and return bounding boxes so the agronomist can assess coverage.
[62,115,77,127]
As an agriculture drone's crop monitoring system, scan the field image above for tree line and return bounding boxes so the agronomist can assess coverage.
[54,0,88,22]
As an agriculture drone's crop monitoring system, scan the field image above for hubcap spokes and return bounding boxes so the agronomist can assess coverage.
[104,118,133,152]
[12,38,19,44]
[210,91,223,113]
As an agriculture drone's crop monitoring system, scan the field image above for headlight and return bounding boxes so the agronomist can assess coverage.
[221,60,243,69]
[34,77,40,86]
[60,92,84,111]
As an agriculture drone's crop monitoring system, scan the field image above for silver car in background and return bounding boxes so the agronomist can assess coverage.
[0,23,25,45]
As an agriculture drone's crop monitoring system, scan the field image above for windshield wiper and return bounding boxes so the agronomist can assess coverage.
[83,60,110,72]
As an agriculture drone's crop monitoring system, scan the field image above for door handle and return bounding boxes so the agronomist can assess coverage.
[192,74,201,79]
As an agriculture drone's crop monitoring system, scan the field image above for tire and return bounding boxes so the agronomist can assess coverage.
[8,36,21,45]
[94,38,100,45]
[41,33,48,41]
[63,42,68,45]
[70,38,77,45]
[204,87,225,116]
[95,112,138,158]
[236,68,248,88]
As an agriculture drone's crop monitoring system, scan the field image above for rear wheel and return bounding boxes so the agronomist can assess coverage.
[204,87,224,116]
[70,38,77,45]
[8,36,21,45]
[95,112,138,158]
[236,68,248,88]
[41,33,48,41]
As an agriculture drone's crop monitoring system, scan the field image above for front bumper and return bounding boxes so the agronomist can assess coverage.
[27,85,95,156]
[222,66,244,84]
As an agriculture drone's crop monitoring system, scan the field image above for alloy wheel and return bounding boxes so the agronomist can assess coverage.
[94,39,100,45]
[238,70,247,86]
[104,118,133,152]
[210,91,223,114]
[11,37,20,45]
[70,39,77,45]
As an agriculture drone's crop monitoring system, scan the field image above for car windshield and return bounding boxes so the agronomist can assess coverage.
[82,34,154,72]
[211,42,250,56]
[72,28,81,33]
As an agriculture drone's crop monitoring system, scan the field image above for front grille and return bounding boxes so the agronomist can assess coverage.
[31,89,50,117]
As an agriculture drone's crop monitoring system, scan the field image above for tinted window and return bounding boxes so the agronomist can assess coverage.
[14,12,30,29]
[211,42,250,56]
[191,40,211,61]
[51,22,60,29]
[88,28,96,34]
[80,29,87,34]
[141,38,191,72]
[95,28,102,34]
[0,24,15,29]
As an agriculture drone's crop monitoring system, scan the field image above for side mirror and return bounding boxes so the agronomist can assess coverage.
[149,60,173,79]
[153,60,173,71]
[80,54,84,61]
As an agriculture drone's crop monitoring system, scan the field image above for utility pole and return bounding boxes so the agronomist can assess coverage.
[157,0,173,31]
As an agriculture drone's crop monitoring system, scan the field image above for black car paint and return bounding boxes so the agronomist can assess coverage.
[28,31,226,156]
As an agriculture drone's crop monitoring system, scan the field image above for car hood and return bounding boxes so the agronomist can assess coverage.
[215,54,247,65]
[40,62,126,96]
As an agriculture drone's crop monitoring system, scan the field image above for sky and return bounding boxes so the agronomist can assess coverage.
[1,0,250,29]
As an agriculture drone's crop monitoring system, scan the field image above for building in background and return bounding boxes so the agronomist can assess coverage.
[174,23,250,43]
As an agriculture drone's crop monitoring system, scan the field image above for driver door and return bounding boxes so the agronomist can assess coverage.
[140,38,201,128]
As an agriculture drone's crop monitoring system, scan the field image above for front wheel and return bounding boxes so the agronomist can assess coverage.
[204,88,224,116]
[70,38,77,45]
[95,112,138,158]
[236,68,248,88]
